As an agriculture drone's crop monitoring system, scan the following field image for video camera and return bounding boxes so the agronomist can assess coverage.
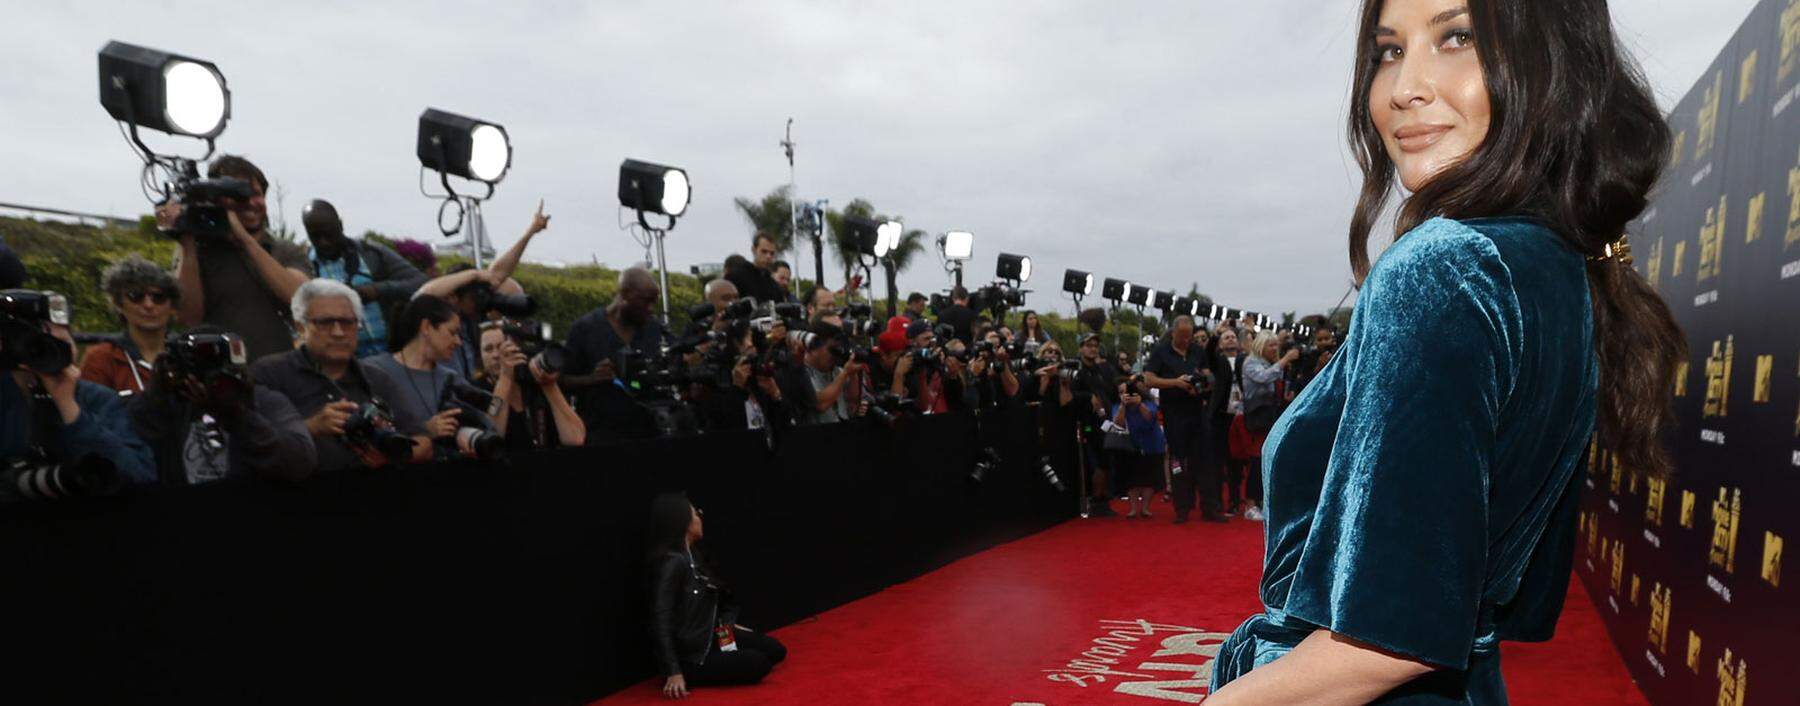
[0,290,74,374]
[458,279,536,319]
[161,159,254,242]
[969,283,1026,317]
[159,330,253,410]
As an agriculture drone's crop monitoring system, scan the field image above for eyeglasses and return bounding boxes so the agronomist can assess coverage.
[307,316,360,332]
[123,289,170,305]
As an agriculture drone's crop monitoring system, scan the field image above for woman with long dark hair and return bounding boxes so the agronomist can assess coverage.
[364,295,490,462]
[1208,0,1683,703]
[646,493,786,699]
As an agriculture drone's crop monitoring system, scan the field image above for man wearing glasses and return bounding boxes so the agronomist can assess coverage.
[251,279,420,473]
[80,255,181,395]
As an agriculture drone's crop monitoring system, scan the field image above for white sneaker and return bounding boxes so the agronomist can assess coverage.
[1244,506,1265,522]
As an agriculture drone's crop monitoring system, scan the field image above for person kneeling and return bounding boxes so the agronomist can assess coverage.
[647,493,786,699]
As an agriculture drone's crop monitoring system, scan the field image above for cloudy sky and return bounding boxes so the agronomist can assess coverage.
[0,0,1763,317]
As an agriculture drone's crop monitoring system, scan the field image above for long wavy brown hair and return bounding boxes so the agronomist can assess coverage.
[1347,0,1686,478]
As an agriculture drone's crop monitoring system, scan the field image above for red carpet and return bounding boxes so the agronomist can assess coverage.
[596,497,1647,705]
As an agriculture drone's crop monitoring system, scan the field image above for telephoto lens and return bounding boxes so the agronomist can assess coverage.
[455,426,506,461]
[1037,455,1066,492]
[1,454,124,503]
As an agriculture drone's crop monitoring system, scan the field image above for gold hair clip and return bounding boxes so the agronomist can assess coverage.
[1589,236,1633,266]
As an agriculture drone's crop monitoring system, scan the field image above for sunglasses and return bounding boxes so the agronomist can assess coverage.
[123,289,171,305]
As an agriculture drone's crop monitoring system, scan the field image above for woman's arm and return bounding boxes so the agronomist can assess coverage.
[1244,358,1285,384]
[542,381,587,447]
[1204,629,1436,706]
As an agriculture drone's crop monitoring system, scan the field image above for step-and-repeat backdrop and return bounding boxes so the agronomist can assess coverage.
[1576,1,1799,704]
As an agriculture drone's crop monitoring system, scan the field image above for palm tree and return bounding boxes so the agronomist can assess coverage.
[826,198,876,288]
[732,185,795,253]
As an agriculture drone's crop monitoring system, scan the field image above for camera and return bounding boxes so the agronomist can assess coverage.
[0,290,75,374]
[499,320,568,381]
[162,160,254,242]
[438,385,504,461]
[968,446,1003,484]
[969,283,1026,315]
[1035,455,1067,492]
[160,331,252,408]
[337,397,415,462]
[864,392,915,428]
[2,452,124,503]
[458,280,536,319]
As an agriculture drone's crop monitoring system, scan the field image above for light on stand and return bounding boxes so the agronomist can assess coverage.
[99,41,231,140]
[417,108,512,185]
[847,216,904,317]
[941,231,974,261]
[1102,277,1132,303]
[996,253,1032,283]
[1062,269,1093,296]
[618,157,693,322]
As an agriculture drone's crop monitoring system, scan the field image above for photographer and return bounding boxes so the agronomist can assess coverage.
[1143,316,1222,524]
[935,286,976,343]
[129,328,316,484]
[366,295,499,462]
[477,324,586,449]
[80,255,180,395]
[3,288,156,499]
[561,266,667,442]
[1111,376,1167,519]
[903,292,928,322]
[701,342,787,433]
[1073,334,1119,516]
[301,199,427,358]
[966,329,1022,407]
[778,323,864,425]
[724,232,786,304]
[161,155,313,361]
[1293,325,1338,394]
[771,261,798,303]
[252,279,420,473]
[888,318,965,414]
[412,201,551,378]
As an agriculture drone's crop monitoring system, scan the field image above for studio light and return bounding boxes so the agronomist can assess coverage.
[99,41,230,139]
[617,158,691,217]
[846,216,902,257]
[996,253,1032,282]
[1127,284,1152,307]
[940,231,974,261]
[1153,290,1176,312]
[1062,269,1093,296]
[416,108,512,184]
[1102,277,1132,302]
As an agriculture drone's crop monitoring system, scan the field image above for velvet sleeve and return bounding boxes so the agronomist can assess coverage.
[1282,219,1521,670]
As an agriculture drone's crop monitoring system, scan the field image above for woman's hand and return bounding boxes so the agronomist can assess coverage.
[425,409,461,439]
[662,674,688,699]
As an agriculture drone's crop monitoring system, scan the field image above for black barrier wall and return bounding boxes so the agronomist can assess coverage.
[0,409,1077,706]
[1575,1,1800,704]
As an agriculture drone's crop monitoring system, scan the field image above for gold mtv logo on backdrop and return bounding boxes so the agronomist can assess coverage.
[1688,631,1703,673]
[1698,195,1726,283]
[1787,146,1800,249]
[1784,0,1800,83]
[1586,511,1601,557]
[1647,583,1672,653]
[1646,476,1668,526]
[1675,359,1690,397]
[1611,539,1627,594]
[1671,131,1688,169]
[1695,71,1723,160]
[1740,50,1760,103]
[1764,531,1784,588]
[1703,336,1734,418]
[1716,649,1747,706]
[1710,488,1742,573]
[1682,489,1698,529]
[1753,354,1773,403]
[1630,574,1641,605]
[1647,237,1666,288]
[1745,193,1765,243]
[1674,240,1688,277]
[1608,451,1623,493]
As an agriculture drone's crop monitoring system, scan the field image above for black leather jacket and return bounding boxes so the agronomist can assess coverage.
[649,550,737,677]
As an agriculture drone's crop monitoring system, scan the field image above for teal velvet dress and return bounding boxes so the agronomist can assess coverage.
[1211,217,1597,704]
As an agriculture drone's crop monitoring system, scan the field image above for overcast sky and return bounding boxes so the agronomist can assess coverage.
[0,0,1764,317]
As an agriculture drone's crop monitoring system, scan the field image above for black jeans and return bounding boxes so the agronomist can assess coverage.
[683,627,788,686]
[1165,406,1219,519]
[1224,456,1262,509]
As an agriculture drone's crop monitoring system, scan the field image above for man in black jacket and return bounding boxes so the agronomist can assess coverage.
[934,286,977,344]
[130,328,315,484]
[1144,316,1223,524]
[724,233,786,305]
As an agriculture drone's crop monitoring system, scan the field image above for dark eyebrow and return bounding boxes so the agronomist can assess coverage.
[1374,7,1467,37]
[1431,7,1470,25]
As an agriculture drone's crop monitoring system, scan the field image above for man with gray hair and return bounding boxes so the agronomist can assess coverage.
[251,279,421,472]
[561,266,666,442]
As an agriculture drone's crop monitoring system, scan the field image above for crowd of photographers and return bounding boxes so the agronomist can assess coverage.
[1,154,1337,516]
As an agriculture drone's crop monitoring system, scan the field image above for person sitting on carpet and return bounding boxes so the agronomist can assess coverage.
[647,493,787,699]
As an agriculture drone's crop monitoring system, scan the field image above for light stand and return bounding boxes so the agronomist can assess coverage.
[640,211,677,322]
[618,158,692,323]
[782,118,802,299]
